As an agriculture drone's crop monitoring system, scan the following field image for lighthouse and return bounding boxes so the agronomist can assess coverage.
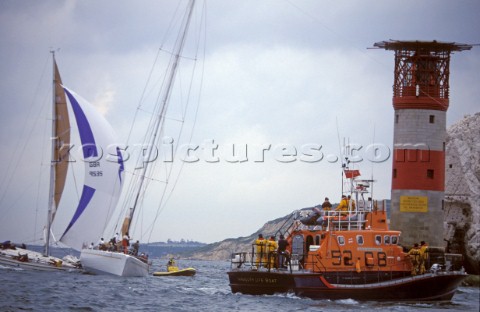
[374,40,472,248]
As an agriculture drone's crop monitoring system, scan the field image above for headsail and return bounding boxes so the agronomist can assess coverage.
[51,61,71,222]
[45,57,71,256]
[59,87,124,251]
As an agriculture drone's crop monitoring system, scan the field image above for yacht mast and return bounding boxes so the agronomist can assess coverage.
[126,0,196,234]
[44,51,57,256]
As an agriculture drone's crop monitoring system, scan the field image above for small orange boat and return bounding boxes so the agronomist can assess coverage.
[227,172,466,301]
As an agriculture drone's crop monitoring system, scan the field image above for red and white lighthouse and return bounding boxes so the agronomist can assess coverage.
[374,40,472,247]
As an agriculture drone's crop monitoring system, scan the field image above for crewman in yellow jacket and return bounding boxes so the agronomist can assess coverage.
[408,243,421,275]
[419,241,429,274]
[335,195,349,216]
[266,236,278,269]
[167,258,179,272]
[254,234,266,267]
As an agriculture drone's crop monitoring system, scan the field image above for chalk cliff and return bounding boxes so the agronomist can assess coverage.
[444,112,480,274]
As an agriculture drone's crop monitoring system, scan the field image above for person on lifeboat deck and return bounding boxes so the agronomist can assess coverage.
[335,195,349,216]
[254,234,267,267]
[408,243,422,276]
[277,234,289,268]
[419,241,429,274]
[321,197,332,212]
[312,197,333,225]
[266,236,278,269]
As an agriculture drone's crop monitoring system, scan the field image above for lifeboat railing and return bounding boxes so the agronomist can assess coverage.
[229,245,284,271]
[275,210,301,240]
[304,253,327,273]
[286,198,384,234]
[321,210,367,231]
[231,245,306,273]
[296,198,388,233]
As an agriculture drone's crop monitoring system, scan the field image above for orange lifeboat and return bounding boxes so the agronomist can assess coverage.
[227,177,467,301]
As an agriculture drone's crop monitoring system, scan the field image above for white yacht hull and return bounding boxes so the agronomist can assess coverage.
[80,249,149,277]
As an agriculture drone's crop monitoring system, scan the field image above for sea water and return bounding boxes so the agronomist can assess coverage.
[0,259,478,312]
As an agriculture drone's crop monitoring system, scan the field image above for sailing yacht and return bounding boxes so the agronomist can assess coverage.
[79,0,200,277]
[0,53,124,272]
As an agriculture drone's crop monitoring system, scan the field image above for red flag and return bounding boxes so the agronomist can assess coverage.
[344,170,360,178]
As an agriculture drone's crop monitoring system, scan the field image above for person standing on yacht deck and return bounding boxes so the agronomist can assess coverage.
[132,240,140,256]
[122,232,130,254]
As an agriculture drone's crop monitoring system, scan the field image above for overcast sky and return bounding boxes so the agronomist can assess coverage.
[0,0,479,245]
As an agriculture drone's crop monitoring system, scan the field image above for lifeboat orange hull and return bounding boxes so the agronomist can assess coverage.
[294,272,467,301]
[228,270,466,301]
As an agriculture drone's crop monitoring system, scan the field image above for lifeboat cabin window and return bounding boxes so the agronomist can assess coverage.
[306,235,314,254]
[356,235,364,245]
[384,235,390,245]
[337,236,345,246]
[315,235,321,245]
[375,235,382,245]
[391,236,398,245]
